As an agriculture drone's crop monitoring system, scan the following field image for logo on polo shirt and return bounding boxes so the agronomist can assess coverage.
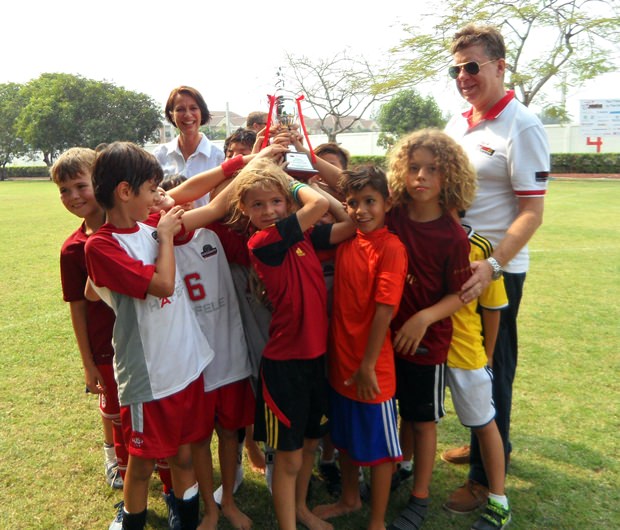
[296,247,306,257]
[478,144,495,156]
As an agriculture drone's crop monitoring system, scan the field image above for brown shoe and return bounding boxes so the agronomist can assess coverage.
[441,445,470,465]
[443,479,488,514]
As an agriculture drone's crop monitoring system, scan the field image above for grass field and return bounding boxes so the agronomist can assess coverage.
[0,179,618,529]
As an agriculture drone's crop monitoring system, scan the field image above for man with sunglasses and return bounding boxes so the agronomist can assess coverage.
[442,24,549,530]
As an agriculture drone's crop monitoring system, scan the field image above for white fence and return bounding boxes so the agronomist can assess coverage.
[209,126,620,156]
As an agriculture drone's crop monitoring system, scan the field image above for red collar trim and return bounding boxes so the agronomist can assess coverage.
[463,90,515,128]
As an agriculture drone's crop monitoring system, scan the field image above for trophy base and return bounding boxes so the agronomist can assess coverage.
[284,151,319,181]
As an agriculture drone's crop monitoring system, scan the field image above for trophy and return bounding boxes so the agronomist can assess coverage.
[262,71,318,180]
[273,95,319,180]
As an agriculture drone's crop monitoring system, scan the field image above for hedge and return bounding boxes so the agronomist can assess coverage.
[1,166,50,179]
[350,153,620,174]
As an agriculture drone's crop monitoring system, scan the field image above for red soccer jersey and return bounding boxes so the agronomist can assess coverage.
[329,227,407,403]
[387,207,472,365]
[60,223,115,365]
[248,214,331,361]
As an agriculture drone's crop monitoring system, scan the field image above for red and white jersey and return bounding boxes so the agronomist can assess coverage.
[174,228,251,391]
[85,222,213,406]
[445,92,550,273]
[60,223,115,365]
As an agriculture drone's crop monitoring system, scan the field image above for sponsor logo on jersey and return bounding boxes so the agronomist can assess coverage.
[200,244,217,258]
[151,231,159,241]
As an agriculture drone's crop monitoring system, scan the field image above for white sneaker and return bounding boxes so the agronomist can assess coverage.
[213,464,244,505]
[108,501,123,530]
[105,462,124,490]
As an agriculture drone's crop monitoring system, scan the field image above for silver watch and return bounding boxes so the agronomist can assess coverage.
[487,257,503,280]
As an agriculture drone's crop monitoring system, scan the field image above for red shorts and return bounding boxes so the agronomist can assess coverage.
[98,364,120,420]
[120,374,216,459]
[210,378,255,432]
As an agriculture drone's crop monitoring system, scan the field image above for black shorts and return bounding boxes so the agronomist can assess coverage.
[254,355,329,451]
[396,358,446,423]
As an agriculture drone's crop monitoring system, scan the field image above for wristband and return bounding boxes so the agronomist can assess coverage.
[289,180,308,202]
[221,155,246,178]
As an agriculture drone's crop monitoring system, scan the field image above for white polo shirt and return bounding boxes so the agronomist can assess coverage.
[445,92,550,273]
[153,133,225,207]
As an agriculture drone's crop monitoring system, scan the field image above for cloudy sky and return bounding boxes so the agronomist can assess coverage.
[2,0,617,121]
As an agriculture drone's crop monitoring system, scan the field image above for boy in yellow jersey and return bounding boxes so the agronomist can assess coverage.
[443,221,511,530]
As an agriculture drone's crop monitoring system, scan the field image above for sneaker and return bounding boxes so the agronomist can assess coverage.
[471,499,511,529]
[108,501,123,530]
[105,462,124,490]
[391,463,413,491]
[163,491,181,530]
[318,461,341,497]
[441,445,471,465]
[443,480,489,514]
[213,463,244,505]
[387,496,429,530]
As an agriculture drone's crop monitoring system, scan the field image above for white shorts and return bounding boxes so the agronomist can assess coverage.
[446,366,495,428]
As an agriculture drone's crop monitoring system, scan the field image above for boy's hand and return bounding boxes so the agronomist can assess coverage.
[393,312,430,356]
[85,365,106,394]
[345,364,380,401]
[156,205,184,239]
[255,143,288,162]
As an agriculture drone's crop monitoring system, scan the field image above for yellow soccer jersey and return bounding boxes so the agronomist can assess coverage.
[447,228,509,370]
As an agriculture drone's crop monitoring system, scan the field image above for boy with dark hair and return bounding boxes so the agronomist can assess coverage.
[313,165,407,530]
[85,141,216,530]
[224,128,257,159]
[314,143,350,174]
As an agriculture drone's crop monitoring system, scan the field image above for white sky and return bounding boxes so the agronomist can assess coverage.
[2,0,618,122]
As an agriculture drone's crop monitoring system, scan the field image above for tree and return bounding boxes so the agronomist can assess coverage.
[376,89,447,149]
[0,83,27,180]
[15,73,162,165]
[377,0,620,112]
[285,51,392,142]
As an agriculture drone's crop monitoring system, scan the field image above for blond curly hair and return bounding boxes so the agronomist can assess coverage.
[388,128,477,212]
[227,157,294,229]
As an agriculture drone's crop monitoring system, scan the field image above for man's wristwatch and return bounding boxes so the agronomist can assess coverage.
[487,257,503,280]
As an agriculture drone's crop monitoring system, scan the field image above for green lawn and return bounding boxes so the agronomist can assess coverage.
[0,179,618,529]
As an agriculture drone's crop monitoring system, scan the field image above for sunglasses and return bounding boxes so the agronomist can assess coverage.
[448,59,497,79]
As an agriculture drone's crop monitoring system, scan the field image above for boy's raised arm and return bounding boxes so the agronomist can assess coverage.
[147,206,184,297]
[309,181,355,244]
[169,145,289,205]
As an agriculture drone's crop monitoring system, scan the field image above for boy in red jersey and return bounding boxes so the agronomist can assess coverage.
[224,157,355,530]
[385,130,477,530]
[51,148,130,528]
[313,165,407,530]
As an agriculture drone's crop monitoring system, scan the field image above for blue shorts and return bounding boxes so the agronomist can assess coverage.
[329,388,402,466]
